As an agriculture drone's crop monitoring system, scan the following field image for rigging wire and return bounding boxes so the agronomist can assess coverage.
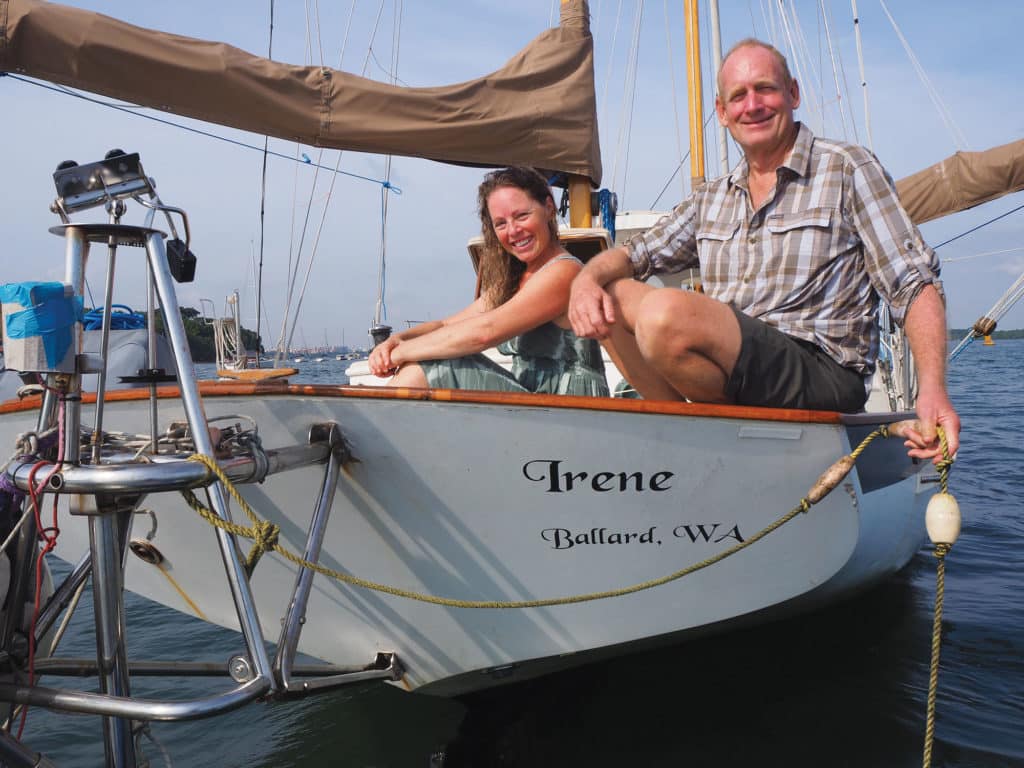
[775,0,827,136]
[282,0,398,351]
[280,149,326,357]
[663,0,679,201]
[761,0,778,46]
[811,0,851,140]
[850,0,873,150]
[279,0,359,361]
[706,0,731,176]
[649,109,717,209]
[1,75,392,188]
[312,0,326,72]
[338,0,359,70]
[614,0,638,204]
[282,0,336,359]
[877,0,969,151]
[597,0,625,148]
[822,0,859,144]
[610,1,645,206]
[256,0,276,366]
[933,201,1024,250]
[748,0,763,38]
[274,144,315,362]
[778,1,815,128]
[275,0,326,362]
[373,0,404,329]
[941,246,1024,264]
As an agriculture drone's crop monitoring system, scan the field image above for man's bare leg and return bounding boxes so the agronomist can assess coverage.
[633,288,743,403]
[602,280,687,400]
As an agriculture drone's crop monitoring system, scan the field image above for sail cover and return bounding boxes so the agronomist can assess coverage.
[0,0,602,184]
[897,138,1024,225]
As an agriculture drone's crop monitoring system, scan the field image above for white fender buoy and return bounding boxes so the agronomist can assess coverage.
[925,492,961,545]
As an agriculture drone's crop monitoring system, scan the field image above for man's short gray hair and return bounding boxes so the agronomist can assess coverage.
[717,38,794,96]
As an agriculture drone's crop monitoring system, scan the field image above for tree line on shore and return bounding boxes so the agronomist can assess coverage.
[949,328,1024,340]
[157,307,262,363]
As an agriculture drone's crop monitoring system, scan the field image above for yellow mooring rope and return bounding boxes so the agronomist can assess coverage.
[922,428,957,768]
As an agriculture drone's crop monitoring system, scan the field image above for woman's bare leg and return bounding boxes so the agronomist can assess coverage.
[388,362,429,388]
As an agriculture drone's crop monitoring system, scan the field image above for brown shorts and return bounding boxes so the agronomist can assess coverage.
[724,308,868,412]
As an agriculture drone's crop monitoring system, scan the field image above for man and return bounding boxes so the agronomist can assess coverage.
[568,38,959,463]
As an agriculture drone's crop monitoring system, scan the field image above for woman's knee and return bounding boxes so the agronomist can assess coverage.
[390,362,428,388]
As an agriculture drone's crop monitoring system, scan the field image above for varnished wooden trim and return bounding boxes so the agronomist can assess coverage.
[1,382,845,424]
[215,367,299,381]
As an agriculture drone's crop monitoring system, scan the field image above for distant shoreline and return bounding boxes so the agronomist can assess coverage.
[949,328,1024,340]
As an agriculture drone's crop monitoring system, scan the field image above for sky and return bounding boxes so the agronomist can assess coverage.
[4,0,1024,352]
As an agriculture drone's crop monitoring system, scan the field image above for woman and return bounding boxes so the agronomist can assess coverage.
[368,167,608,396]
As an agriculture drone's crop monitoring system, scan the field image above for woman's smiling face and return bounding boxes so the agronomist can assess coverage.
[487,186,556,265]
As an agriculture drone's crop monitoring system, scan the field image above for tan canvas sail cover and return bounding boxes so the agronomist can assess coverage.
[0,0,602,184]
[897,138,1024,225]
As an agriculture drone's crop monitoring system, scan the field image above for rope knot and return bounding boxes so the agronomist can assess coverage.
[244,519,280,575]
[798,498,812,514]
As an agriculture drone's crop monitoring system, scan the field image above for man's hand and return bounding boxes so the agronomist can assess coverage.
[568,272,617,339]
[368,336,400,377]
[901,285,960,466]
[905,383,961,465]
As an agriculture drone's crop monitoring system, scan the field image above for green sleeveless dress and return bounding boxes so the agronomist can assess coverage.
[419,256,608,397]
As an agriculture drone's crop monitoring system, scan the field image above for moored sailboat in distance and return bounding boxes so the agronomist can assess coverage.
[1,0,1022,764]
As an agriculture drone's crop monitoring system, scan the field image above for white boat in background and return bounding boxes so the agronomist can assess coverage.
[1,0,1022,764]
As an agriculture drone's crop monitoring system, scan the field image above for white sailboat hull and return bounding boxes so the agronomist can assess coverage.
[3,386,930,695]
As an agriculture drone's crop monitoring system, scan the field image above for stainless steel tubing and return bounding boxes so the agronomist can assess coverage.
[6,442,330,495]
[275,424,343,691]
[142,229,275,695]
[279,663,400,695]
[34,658,362,678]
[0,388,61,652]
[0,679,267,722]
[35,551,91,642]
[0,728,55,768]
[89,511,134,767]
[146,272,159,453]
[91,246,118,465]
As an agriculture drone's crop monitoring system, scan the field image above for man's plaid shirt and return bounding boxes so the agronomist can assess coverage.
[626,123,942,374]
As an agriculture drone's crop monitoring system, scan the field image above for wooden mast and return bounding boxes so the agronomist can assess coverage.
[565,0,593,228]
[683,0,706,189]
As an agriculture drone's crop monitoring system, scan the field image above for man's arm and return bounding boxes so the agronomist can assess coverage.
[845,153,960,464]
[903,284,961,463]
[568,245,633,339]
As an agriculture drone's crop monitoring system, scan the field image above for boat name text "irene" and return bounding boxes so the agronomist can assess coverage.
[540,524,744,549]
[522,459,674,493]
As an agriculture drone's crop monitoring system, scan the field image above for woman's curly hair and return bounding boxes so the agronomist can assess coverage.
[476,167,560,307]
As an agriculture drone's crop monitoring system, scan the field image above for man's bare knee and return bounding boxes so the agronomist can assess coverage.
[635,290,699,356]
[606,279,655,330]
